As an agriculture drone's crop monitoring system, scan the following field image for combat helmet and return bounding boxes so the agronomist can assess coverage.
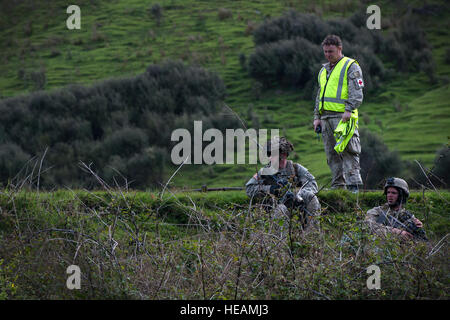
[384,177,409,204]
[265,136,294,156]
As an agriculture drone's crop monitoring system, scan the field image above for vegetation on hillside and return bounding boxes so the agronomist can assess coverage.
[0,1,448,190]
[0,0,448,301]
[0,61,240,189]
[0,184,448,299]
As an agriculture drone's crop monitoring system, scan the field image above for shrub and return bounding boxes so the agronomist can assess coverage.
[195,14,207,31]
[24,21,32,36]
[49,48,61,58]
[248,37,323,89]
[30,68,46,91]
[0,189,447,299]
[0,60,237,189]
[248,12,386,93]
[379,14,435,77]
[150,3,163,26]
[407,145,450,189]
[248,10,433,93]
[91,25,106,42]
[245,20,256,36]
[251,81,263,100]
[359,129,404,189]
[0,143,30,185]
[253,11,330,46]
[445,48,450,65]
[238,53,246,70]
[218,8,232,21]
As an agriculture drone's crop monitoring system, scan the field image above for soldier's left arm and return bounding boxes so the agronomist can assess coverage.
[245,171,272,199]
[295,163,318,193]
[345,63,364,113]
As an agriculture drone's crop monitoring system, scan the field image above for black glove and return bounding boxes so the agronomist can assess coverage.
[277,178,288,187]
[269,185,281,196]
[282,192,305,209]
[282,191,295,207]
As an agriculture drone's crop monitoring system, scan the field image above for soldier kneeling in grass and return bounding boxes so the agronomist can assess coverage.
[365,177,427,241]
[245,136,321,232]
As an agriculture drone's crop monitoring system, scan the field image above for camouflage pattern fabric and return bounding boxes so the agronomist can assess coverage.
[365,204,418,237]
[245,160,321,215]
[321,116,362,188]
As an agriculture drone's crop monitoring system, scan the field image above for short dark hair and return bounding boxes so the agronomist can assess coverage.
[321,35,342,47]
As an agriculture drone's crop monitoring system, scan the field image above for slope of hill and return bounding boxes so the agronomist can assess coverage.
[0,0,449,189]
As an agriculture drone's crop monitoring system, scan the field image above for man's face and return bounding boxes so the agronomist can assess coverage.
[323,45,342,65]
[386,187,399,206]
[271,152,288,168]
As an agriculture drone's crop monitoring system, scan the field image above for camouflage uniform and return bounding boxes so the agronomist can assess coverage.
[314,60,363,188]
[245,160,321,216]
[365,204,419,238]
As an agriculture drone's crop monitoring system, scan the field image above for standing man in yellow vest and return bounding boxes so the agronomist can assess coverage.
[313,35,364,193]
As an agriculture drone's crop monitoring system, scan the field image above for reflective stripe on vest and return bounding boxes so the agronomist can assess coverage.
[318,57,357,116]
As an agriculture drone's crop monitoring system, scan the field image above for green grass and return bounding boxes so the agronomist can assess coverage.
[0,0,449,189]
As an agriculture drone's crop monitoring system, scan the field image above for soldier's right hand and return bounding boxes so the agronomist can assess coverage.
[269,185,281,196]
[394,228,413,240]
[277,178,288,187]
[413,218,423,228]
[313,119,321,132]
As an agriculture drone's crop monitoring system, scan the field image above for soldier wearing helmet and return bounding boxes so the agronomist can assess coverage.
[365,177,426,241]
[245,136,321,230]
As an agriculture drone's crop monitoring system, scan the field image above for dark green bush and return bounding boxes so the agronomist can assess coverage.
[0,143,30,185]
[407,145,450,189]
[149,3,163,26]
[248,9,435,93]
[218,8,232,21]
[248,37,322,88]
[0,60,237,189]
[360,129,404,189]
[252,11,330,46]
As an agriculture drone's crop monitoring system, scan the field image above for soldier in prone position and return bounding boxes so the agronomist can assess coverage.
[245,137,321,229]
[365,177,427,241]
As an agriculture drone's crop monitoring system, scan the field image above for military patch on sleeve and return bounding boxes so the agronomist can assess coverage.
[253,173,258,180]
[349,70,361,79]
[355,78,364,89]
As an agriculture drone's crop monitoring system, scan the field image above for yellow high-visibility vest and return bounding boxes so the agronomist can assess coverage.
[318,56,358,119]
[333,115,358,154]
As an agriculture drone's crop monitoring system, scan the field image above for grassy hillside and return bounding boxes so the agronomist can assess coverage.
[0,0,449,190]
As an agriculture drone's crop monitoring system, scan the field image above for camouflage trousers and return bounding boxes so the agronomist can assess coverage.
[299,188,321,216]
[321,116,363,188]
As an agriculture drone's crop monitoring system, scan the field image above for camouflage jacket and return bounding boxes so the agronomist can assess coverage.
[314,58,364,120]
[365,204,417,237]
[245,160,318,200]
